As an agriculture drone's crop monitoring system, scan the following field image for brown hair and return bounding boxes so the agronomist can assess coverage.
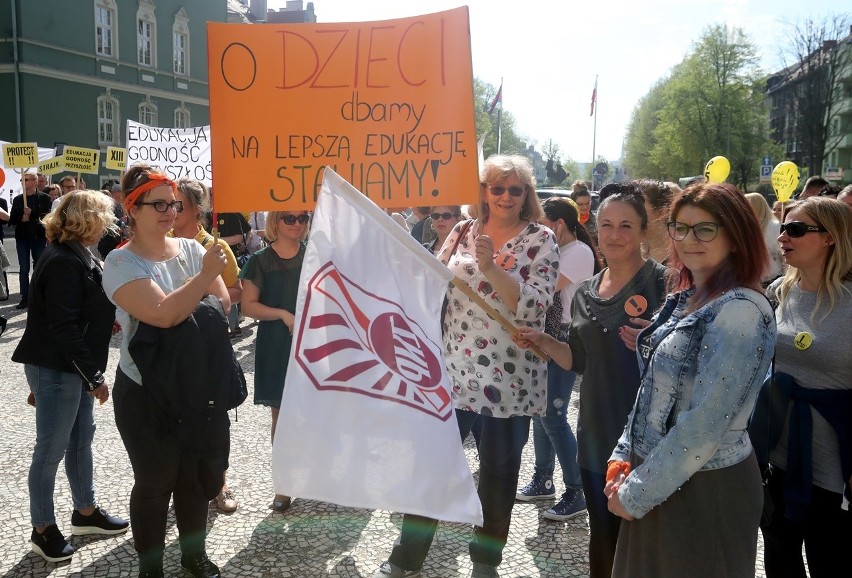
[667,182,767,307]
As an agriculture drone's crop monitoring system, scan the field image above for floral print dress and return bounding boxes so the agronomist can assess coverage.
[438,220,559,418]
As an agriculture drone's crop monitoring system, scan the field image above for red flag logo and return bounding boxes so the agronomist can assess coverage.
[295,262,452,420]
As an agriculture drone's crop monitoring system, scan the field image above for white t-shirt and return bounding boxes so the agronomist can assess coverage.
[102,237,205,384]
[558,240,595,325]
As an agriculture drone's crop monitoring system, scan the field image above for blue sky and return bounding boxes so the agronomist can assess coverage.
[269,1,847,164]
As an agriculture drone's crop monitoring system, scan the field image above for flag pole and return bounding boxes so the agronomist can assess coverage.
[496,76,503,154]
[591,75,598,186]
[449,277,550,362]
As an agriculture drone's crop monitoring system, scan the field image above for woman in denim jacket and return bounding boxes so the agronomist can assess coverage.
[605,183,776,577]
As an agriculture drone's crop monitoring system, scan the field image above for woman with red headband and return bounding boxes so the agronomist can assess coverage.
[102,164,229,578]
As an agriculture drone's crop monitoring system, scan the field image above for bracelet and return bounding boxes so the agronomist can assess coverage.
[606,460,631,483]
[86,371,106,392]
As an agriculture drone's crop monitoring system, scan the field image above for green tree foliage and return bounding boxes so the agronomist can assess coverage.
[777,14,852,175]
[624,25,777,189]
[474,78,529,158]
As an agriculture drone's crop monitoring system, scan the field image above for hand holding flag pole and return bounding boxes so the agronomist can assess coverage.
[449,277,551,362]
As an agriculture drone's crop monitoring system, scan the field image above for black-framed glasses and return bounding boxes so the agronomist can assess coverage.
[280,214,310,225]
[780,221,828,238]
[667,221,722,242]
[488,185,526,197]
[136,200,184,213]
[430,212,460,221]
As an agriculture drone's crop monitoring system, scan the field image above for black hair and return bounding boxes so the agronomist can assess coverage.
[597,181,649,230]
[541,197,603,273]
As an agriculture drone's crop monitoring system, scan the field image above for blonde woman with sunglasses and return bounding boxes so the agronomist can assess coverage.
[760,197,852,578]
[239,210,310,513]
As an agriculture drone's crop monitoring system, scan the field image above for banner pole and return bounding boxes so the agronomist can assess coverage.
[449,276,550,362]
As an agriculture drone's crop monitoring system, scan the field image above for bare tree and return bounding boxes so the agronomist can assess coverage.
[776,14,851,175]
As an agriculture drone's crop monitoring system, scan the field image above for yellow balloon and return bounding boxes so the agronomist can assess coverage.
[772,161,800,202]
[704,156,730,183]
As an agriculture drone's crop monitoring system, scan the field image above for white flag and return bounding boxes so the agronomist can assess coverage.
[273,168,483,526]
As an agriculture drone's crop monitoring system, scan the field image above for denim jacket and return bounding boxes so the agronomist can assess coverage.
[610,287,776,519]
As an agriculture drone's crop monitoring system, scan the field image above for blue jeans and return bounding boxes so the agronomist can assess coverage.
[16,236,46,301]
[26,364,96,527]
[531,358,581,490]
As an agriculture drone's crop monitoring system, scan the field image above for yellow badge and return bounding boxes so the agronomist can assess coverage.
[794,332,813,350]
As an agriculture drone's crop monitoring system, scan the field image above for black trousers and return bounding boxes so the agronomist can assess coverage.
[388,409,530,570]
[580,467,622,578]
[760,467,852,578]
[113,368,209,570]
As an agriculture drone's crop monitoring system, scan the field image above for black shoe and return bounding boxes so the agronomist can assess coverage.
[138,568,164,578]
[71,506,130,536]
[15,300,27,310]
[0,317,6,337]
[181,553,221,578]
[31,525,75,563]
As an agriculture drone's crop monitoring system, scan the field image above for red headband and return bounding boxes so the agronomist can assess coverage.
[124,174,178,212]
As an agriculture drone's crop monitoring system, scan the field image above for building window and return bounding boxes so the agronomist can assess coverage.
[97,94,119,145]
[137,1,157,67]
[95,1,118,58]
[173,30,187,74]
[139,100,158,126]
[174,106,190,128]
[173,9,190,76]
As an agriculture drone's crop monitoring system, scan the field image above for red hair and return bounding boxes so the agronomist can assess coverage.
[667,182,767,306]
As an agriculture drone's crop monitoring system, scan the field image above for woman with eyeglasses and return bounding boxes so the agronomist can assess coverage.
[424,205,464,255]
[603,183,776,577]
[239,210,310,513]
[13,191,129,564]
[759,197,852,578]
[102,164,230,578]
[169,178,243,514]
[514,183,667,578]
[373,155,558,578]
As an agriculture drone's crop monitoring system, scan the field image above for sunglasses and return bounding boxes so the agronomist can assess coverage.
[280,214,310,225]
[667,221,722,242]
[430,212,460,221]
[780,221,828,237]
[136,200,184,213]
[488,185,526,197]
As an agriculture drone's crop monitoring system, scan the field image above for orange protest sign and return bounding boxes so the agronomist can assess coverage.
[207,7,478,212]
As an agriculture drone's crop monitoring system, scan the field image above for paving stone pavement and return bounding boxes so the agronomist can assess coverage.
[0,241,770,577]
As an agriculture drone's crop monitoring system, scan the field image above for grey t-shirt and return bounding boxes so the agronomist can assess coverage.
[768,279,852,494]
[102,237,205,384]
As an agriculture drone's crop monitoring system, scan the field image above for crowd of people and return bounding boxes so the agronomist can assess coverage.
[2,160,850,578]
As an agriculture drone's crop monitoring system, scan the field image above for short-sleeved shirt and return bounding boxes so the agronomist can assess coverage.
[102,237,205,384]
[558,240,595,325]
[439,220,559,418]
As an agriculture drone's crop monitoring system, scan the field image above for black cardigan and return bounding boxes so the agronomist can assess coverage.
[12,242,114,389]
[128,296,246,498]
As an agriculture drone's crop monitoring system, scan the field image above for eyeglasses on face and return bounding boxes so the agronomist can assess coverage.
[136,200,184,213]
[280,214,310,225]
[780,221,828,238]
[488,185,526,197]
[430,212,460,221]
[667,221,722,242]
